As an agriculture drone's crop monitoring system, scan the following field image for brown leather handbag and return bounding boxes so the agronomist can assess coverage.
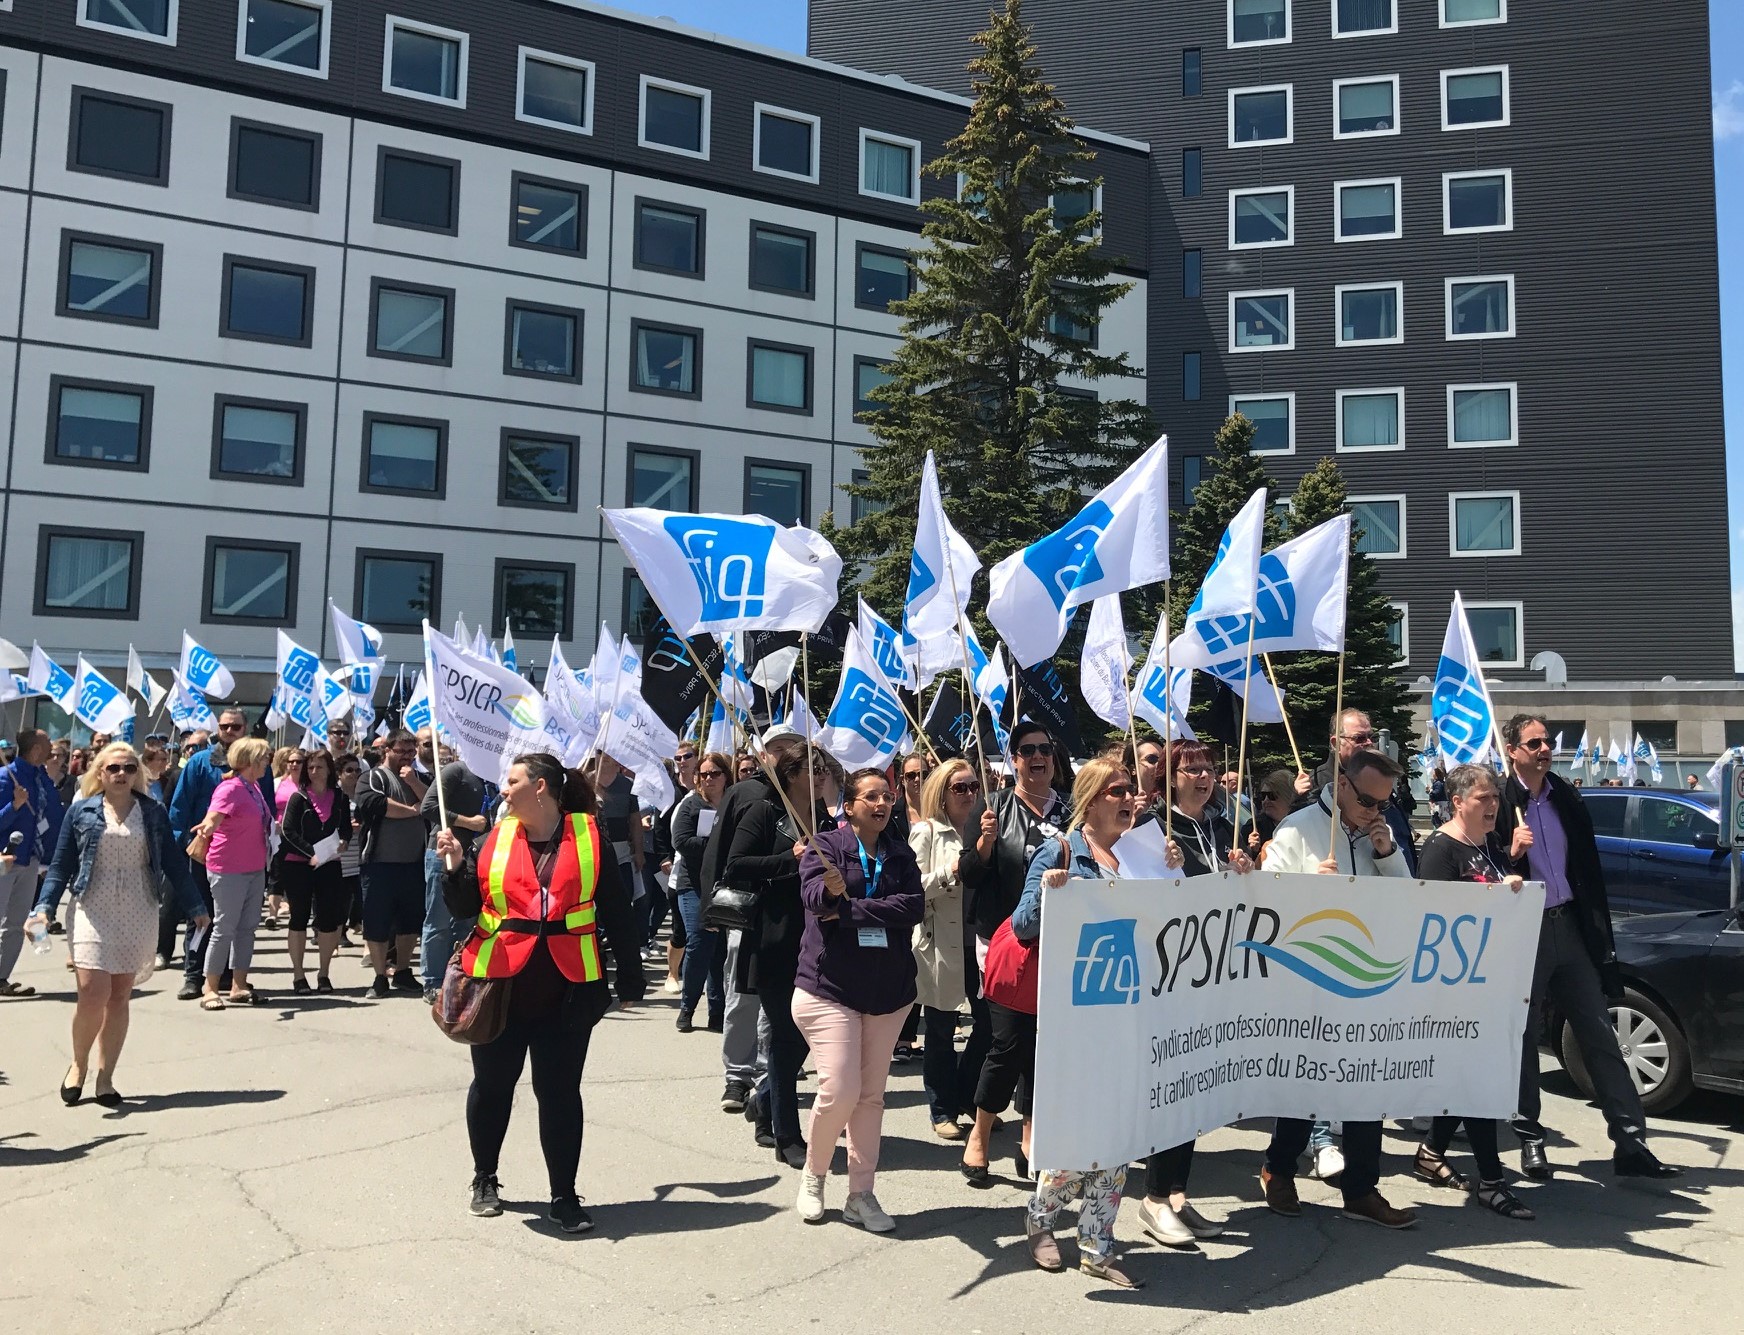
[431,941,512,1045]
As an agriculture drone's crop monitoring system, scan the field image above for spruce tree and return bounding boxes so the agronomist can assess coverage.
[823,0,1151,627]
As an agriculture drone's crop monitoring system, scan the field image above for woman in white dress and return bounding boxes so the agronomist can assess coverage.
[29,742,206,1107]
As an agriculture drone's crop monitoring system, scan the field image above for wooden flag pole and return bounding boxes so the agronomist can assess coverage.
[943,559,993,795]
[422,624,452,868]
[1328,650,1347,854]
[1231,613,1260,857]
[1261,652,1305,776]
[1162,581,1175,845]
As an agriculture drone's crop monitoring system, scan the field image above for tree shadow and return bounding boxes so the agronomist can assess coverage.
[104,1088,288,1115]
[0,1131,143,1165]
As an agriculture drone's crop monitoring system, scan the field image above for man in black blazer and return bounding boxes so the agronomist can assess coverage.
[1495,714,1681,1180]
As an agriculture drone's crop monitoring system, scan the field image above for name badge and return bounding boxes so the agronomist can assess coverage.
[857,927,889,949]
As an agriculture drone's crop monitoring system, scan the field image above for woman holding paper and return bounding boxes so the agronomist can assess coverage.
[1412,763,1535,1221]
[278,749,354,995]
[671,750,732,1033]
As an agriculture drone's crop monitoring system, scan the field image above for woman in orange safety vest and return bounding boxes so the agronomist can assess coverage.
[435,752,644,1234]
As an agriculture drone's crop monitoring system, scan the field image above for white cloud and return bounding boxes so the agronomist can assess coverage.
[1718,81,1744,142]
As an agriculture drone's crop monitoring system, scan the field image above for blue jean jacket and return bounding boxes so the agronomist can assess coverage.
[36,793,201,920]
[1011,830,1100,942]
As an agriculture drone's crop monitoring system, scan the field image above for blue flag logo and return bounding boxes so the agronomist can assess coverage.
[403,694,431,733]
[1072,920,1143,1006]
[280,645,319,696]
[825,668,906,752]
[1022,499,1113,612]
[45,661,75,703]
[77,674,121,724]
[663,516,774,622]
[1431,655,1494,765]
[865,617,907,686]
[184,643,227,693]
[1190,552,1298,659]
[905,550,937,605]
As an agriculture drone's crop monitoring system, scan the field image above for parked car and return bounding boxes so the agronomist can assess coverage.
[1575,787,1730,916]
[1556,906,1744,1113]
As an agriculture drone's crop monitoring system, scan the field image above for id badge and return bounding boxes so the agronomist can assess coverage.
[857,927,889,949]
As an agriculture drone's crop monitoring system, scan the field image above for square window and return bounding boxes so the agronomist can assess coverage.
[1336,178,1400,240]
[384,18,467,106]
[631,321,701,398]
[1052,180,1098,233]
[634,200,704,276]
[375,148,458,234]
[1442,0,1505,24]
[500,431,576,511]
[853,357,894,419]
[1229,0,1289,45]
[749,224,814,297]
[212,396,304,483]
[1183,147,1202,197]
[1448,383,1517,448]
[37,527,141,618]
[855,244,913,312]
[1336,282,1402,346]
[517,49,593,133]
[1446,276,1514,339]
[81,0,175,42]
[1183,248,1202,297]
[362,414,445,497]
[510,174,586,255]
[58,233,160,326]
[748,341,813,414]
[221,257,314,346]
[1451,492,1520,556]
[1183,351,1201,401]
[496,561,572,639]
[1444,169,1512,233]
[356,550,439,631]
[49,378,151,470]
[229,120,321,210]
[860,130,920,204]
[1182,49,1202,97]
[1229,186,1292,248]
[1232,394,1294,453]
[238,0,329,75]
[1338,388,1403,450]
[204,538,296,624]
[1229,86,1291,146]
[1334,76,1397,137]
[370,280,452,364]
[639,76,709,158]
[504,301,581,381]
[1443,67,1509,129]
[1334,0,1394,36]
[745,461,807,526]
[1048,287,1096,345]
[68,88,171,184]
[1230,290,1294,351]
[1349,496,1404,557]
[754,104,819,182]
[1465,603,1521,665]
[624,572,658,642]
[629,447,696,509]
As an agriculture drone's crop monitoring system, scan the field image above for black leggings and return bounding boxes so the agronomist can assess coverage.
[1429,1116,1504,1182]
[974,1000,1036,1117]
[280,859,349,933]
[1144,1139,1196,1197]
[466,1009,596,1198]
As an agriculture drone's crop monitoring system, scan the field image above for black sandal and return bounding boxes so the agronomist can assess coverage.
[1475,1180,1535,1220]
[1413,1144,1472,1191]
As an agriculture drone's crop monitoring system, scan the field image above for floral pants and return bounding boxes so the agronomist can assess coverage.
[1026,1165,1127,1262]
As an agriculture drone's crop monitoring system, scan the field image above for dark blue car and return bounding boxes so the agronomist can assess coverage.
[1575,787,1730,915]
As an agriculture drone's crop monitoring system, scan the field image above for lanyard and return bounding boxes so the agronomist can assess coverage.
[856,841,885,899]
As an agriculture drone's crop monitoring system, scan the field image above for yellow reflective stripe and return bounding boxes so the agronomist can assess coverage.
[571,813,597,907]
[485,816,517,920]
[471,933,497,977]
[563,904,596,931]
[577,931,601,981]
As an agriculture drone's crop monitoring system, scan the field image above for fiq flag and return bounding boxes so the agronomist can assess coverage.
[1028,872,1544,1171]
[27,643,77,713]
[1080,594,1133,731]
[73,657,133,734]
[987,437,1170,669]
[169,673,218,732]
[179,633,235,699]
[423,625,550,785]
[815,628,910,770]
[1431,592,1501,767]
[602,507,843,636]
[903,451,982,682]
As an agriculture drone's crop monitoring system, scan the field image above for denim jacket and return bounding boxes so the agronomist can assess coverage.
[36,793,201,920]
[1011,829,1101,941]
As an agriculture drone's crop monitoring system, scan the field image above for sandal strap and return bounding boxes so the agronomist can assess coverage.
[1476,1182,1533,1218]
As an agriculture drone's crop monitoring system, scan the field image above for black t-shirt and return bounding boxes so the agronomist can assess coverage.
[1418,830,1511,885]
[509,828,567,1021]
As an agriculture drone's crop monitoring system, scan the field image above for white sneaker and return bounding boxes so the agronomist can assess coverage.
[842,1190,895,1233]
[796,1172,826,1223]
[1136,1197,1196,1247]
[1309,1144,1346,1181]
[661,977,682,994]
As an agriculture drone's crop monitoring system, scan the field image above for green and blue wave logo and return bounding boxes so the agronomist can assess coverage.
[1242,909,1407,998]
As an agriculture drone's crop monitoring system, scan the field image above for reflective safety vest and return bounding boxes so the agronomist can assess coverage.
[461,813,603,982]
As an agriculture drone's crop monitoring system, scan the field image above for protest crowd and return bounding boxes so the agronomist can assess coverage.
[0,444,1694,1287]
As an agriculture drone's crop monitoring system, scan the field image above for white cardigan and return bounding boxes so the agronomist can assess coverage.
[1262,788,1412,879]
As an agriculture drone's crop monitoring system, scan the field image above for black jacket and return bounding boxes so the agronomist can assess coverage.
[1495,770,1621,995]
[279,788,353,861]
[719,783,832,993]
[957,787,1067,941]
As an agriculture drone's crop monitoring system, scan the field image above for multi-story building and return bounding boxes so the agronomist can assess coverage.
[0,0,1149,713]
[812,0,1738,752]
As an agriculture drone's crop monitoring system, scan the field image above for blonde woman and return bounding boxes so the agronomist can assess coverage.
[909,757,978,1140]
[194,737,275,1009]
[27,742,206,1105]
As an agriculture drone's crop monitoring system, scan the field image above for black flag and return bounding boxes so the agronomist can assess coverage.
[1015,660,1083,756]
[639,616,721,737]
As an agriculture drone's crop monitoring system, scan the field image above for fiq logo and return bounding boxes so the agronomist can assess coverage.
[663,516,774,621]
[1071,919,1143,1006]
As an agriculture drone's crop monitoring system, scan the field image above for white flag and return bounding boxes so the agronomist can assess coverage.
[73,657,134,734]
[401,671,433,735]
[1130,631,1197,743]
[603,507,843,637]
[1172,488,1268,671]
[1430,592,1500,768]
[179,633,235,699]
[424,625,551,785]
[543,637,601,765]
[1248,513,1351,657]
[27,644,77,713]
[790,686,823,744]
[124,645,168,714]
[903,451,982,683]
[1573,729,1589,771]
[313,662,353,721]
[1705,749,1736,789]
[169,673,219,732]
[1080,594,1133,731]
[815,628,910,771]
[986,436,1170,668]
[276,629,320,700]
[329,601,384,666]
[858,598,915,692]
[501,624,518,673]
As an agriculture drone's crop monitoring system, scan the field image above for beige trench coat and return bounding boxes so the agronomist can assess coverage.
[908,818,966,1011]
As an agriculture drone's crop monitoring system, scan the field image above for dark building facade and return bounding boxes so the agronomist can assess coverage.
[811,0,1732,685]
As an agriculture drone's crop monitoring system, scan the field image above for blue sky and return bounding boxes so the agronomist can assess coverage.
[615,1,1743,669]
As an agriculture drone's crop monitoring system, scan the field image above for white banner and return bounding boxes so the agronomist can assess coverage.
[1030,872,1544,1171]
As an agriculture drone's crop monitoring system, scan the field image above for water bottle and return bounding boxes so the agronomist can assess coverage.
[29,916,52,955]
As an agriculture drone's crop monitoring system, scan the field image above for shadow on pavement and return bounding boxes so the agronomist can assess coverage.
[103,1088,288,1114]
[0,1131,143,1165]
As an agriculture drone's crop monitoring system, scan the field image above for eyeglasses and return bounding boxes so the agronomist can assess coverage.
[1178,764,1215,777]
[104,762,139,776]
[1342,731,1377,746]
[1102,783,1135,799]
[1516,737,1553,752]
[948,780,981,796]
[1342,778,1391,811]
[1015,742,1054,758]
[903,771,926,782]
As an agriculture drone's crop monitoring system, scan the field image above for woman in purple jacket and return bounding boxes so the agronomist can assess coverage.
[792,767,925,1232]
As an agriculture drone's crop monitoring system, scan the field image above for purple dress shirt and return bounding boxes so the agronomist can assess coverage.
[1522,783,1574,909]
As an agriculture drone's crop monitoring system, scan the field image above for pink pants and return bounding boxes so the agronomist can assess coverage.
[791,989,912,1192]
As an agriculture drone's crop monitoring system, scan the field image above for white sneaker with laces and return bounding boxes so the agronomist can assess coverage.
[842,1190,896,1233]
[1310,1144,1346,1181]
[796,1172,826,1223]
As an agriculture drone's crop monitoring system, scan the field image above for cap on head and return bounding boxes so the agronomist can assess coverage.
[760,723,801,749]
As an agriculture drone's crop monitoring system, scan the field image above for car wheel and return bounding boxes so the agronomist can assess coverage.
[1560,989,1694,1115]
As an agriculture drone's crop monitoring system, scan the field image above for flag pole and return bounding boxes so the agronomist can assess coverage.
[801,632,815,832]
[1261,652,1305,776]
[943,561,992,795]
[1231,614,1260,857]
[1328,650,1347,854]
[422,623,452,869]
[1162,581,1175,845]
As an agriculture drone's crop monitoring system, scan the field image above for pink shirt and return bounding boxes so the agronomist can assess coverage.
[207,775,271,875]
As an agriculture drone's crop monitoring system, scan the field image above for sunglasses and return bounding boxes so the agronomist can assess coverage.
[1516,738,1553,752]
[948,780,981,796]
[218,723,244,733]
[1343,731,1377,745]
[697,769,725,780]
[1016,742,1054,758]
[1342,778,1390,810]
[1102,783,1135,799]
[104,762,139,776]
[903,771,926,781]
